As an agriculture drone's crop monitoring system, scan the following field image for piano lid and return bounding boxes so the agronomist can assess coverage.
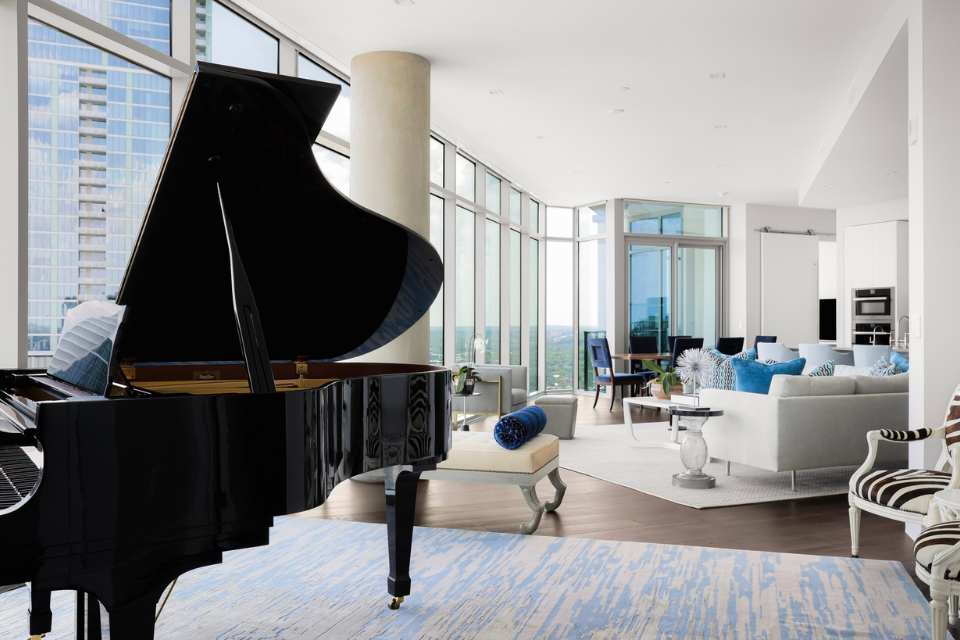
[115,63,443,364]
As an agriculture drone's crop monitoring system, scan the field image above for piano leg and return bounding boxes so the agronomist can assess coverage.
[385,465,422,610]
[76,591,102,640]
[28,586,51,638]
[107,589,162,640]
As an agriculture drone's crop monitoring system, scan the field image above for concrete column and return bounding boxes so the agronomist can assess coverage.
[907,0,960,482]
[0,0,27,368]
[349,51,431,363]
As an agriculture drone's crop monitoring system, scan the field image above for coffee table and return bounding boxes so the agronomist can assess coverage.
[622,394,699,446]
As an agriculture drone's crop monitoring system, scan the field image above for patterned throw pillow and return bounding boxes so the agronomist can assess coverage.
[869,358,898,377]
[703,349,753,391]
[808,360,835,377]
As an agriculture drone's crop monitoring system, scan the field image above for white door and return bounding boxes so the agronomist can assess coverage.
[760,233,819,347]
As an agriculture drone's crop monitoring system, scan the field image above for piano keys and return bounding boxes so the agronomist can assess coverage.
[0,61,450,639]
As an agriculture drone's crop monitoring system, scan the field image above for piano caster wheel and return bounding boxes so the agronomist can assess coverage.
[29,635,44,639]
[388,596,405,610]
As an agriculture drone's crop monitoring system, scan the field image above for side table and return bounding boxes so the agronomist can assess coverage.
[453,390,482,431]
[669,406,723,489]
[924,488,960,528]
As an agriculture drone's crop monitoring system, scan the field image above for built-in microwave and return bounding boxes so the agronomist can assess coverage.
[853,288,893,318]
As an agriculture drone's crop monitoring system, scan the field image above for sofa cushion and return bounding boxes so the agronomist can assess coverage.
[731,357,806,394]
[835,364,872,377]
[439,431,558,473]
[854,372,909,394]
[756,342,798,363]
[768,374,855,398]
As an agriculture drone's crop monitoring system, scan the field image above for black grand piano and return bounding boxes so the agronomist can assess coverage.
[0,62,450,638]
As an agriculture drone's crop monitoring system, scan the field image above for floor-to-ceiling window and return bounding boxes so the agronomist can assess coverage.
[429,194,444,364]
[528,237,539,392]
[509,230,522,365]
[624,200,723,353]
[26,17,171,363]
[577,203,607,390]
[545,207,573,391]
[455,206,475,362]
[484,219,500,363]
[297,54,350,142]
[195,0,278,73]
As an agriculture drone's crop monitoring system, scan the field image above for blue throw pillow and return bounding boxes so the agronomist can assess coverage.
[494,406,547,450]
[731,357,806,394]
[891,351,909,373]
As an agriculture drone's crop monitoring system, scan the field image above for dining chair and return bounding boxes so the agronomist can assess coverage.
[667,335,690,356]
[588,337,656,411]
[670,337,704,369]
[715,337,744,356]
[753,335,777,351]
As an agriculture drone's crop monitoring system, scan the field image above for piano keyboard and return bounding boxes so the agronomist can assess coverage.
[0,447,40,511]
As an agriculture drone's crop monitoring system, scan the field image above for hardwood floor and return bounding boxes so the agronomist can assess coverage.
[301,397,918,579]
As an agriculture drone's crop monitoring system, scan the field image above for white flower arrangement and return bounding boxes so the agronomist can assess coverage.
[676,348,713,391]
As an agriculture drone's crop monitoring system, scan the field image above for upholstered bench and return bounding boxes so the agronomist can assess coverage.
[422,431,566,534]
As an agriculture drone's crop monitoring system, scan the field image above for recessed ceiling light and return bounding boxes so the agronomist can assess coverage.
[663,180,672,184]
[535,135,545,140]
[713,123,728,130]
[709,71,726,80]
[718,191,730,198]
[620,85,631,92]
[489,89,503,96]
[610,108,625,115]
[393,0,415,5]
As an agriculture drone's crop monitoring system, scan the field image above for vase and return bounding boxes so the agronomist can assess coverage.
[651,382,680,400]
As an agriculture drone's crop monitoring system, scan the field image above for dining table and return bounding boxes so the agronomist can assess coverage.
[611,352,673,362]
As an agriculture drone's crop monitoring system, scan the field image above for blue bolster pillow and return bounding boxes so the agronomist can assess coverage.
[494,406,547,450]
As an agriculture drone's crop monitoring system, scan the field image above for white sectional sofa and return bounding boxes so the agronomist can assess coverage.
[700,373,908,485]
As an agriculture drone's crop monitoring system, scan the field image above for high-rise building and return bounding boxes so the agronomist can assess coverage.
[26,8,171,366]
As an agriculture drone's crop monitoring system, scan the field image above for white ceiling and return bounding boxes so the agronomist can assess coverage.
[801,26,907,209]
[248,0,895,207]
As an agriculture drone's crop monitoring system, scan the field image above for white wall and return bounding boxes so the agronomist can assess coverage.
[727,203,836,346]
[834,197,908,347]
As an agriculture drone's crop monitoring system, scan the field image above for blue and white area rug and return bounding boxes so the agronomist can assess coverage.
[0,518,932,639]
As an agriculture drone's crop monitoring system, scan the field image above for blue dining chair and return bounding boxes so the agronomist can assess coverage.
[588,337,656,411]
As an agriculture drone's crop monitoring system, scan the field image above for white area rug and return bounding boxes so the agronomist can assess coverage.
[0,518,933,639]
[560,422,855,508]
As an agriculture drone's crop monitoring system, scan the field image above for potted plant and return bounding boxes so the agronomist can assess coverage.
[642,359,682,400]
[453,366,480,395]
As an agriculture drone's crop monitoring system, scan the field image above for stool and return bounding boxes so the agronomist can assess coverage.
[534,394,578,439]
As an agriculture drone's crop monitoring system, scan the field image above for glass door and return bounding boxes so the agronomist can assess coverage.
[627,244,672,353]
[676,245,719,348]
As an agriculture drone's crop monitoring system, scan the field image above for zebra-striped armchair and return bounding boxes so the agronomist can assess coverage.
[848,385,960,557]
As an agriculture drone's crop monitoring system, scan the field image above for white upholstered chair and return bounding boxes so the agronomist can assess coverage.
[848,383,960,558]
[755,342,798,363]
